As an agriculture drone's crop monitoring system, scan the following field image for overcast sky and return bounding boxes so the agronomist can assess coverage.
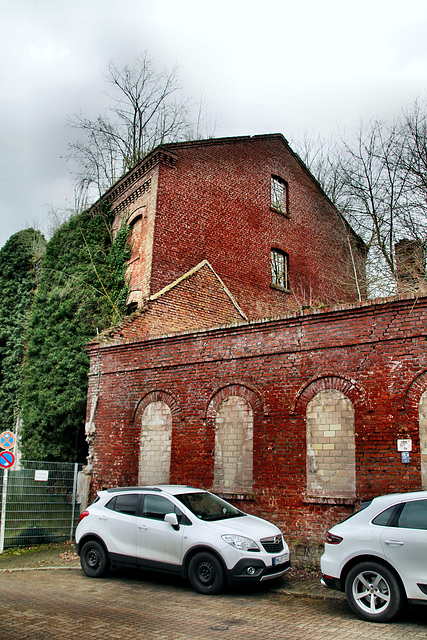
[1,0,427,249]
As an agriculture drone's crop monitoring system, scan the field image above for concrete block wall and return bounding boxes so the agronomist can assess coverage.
[214,396,253,492]
[306,390,355,498]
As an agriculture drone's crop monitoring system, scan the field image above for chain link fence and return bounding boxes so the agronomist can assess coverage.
[0,461,84,551]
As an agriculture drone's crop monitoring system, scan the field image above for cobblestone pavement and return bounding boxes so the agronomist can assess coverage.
[1,567,426,640]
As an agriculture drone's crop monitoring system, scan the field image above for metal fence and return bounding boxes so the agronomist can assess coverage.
[0,461,83,551]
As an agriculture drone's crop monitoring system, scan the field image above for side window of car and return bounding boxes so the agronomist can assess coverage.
[372,505,400,526]
[397,500,427,530]
[105,493,139,516]
[142,494,185,522]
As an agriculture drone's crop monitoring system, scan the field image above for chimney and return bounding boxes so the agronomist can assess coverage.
[395,239,426,293]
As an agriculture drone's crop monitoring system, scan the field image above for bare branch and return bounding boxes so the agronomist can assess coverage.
[67,52,215,207]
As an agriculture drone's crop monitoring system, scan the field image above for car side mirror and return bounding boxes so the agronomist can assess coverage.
[164,512,179,530]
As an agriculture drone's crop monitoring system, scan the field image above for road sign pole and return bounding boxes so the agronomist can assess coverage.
[0,468,8,554]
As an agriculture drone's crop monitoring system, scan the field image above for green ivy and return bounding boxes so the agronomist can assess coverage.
[0,229,46,434]
[20,207,130,462]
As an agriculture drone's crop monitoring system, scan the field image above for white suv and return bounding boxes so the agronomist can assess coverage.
[321,491,427,622]
[75,485,290,594]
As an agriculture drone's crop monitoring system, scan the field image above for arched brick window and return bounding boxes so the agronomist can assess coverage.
[419,390,427,489]
[306,389,355,498]
[213,396,253,493]
[138,401,172,485]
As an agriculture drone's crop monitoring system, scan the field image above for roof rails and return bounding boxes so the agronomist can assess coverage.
[106,486,162,493]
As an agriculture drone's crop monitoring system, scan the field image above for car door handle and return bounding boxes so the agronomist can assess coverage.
[99,516,107,520]
[138,524,148,530]
[384,539,404,546]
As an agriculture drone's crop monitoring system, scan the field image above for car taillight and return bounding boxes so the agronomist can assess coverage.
[325,532,343,545]
[78,510,90,524]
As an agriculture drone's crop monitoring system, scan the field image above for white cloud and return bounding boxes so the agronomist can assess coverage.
[1,0,427,248]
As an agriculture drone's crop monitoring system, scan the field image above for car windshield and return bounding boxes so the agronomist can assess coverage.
[175,492,244,521]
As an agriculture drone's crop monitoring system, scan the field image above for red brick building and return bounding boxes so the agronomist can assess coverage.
[85,135,427,562]
[94,134,366,317]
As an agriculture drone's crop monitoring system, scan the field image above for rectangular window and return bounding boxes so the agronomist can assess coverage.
[271,176,288,214]
[106,494,139,516]
[271,249,289,290]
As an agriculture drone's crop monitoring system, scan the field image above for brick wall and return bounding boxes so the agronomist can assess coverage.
[86,294,427,563]
[96,260,246,345]
[152,135,366,319]
[92,135,366,321]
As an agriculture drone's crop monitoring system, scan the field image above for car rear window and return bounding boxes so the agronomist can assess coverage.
[106,493,139,516]
[397,499,427,529]
[372,499,427,529]
[372,505,399,526]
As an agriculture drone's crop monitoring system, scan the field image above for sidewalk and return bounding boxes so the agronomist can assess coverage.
[0,542,344,600]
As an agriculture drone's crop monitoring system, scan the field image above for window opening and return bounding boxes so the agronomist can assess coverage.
[271,249,289,290]
[306,389,355,498]
[138,401,172,485]
[214,396,253,493]
[271,176,288,214]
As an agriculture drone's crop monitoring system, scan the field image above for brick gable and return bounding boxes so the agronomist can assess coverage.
[94,260,246,345]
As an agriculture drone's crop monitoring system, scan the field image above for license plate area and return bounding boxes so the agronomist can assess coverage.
[273,554,288,566]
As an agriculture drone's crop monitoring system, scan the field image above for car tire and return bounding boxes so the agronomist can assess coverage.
[80,540,110,578]
[188,552,225,595]
[345,561,404,622]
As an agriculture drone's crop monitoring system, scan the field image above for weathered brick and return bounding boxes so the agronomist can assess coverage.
[86,295,427,558]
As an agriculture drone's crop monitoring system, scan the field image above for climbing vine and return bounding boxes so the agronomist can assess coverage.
[19,206,130,461]
[0,229,46,435]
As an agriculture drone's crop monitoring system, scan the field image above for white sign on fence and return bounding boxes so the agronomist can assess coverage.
[34,470,49,481]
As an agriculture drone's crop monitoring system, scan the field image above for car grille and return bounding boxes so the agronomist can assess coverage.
[260,535,284,554]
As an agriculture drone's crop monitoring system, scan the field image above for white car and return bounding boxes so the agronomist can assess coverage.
[75,485,290,594]
[321,491,427,622]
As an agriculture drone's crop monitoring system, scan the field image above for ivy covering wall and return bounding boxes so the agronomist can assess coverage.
[0,229,46,436]
[0,207,130,462]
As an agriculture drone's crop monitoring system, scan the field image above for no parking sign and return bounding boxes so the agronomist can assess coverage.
[0,450,15,469]
[0,431,15,450]
[0,431,16,469]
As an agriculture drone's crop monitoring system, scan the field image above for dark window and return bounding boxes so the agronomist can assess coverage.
[176,492,242,522]
[271,176,288,214]
[397,500,427,529]
[142,494,183,521]
[106,493,139,516]
[372,505,399,527]
[271,249,289,290]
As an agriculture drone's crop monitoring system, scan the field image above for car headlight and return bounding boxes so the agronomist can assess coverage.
[222,534,260,551]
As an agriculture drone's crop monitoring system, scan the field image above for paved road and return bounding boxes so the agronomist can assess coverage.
[1,568,426,640]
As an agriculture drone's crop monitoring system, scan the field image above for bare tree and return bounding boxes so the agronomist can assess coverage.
[399,98,427,239]
[337,119,411,281]
[292,131,367,300]
[68,53,213,209]
[292,130,349,212]
[295,103,427,298]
